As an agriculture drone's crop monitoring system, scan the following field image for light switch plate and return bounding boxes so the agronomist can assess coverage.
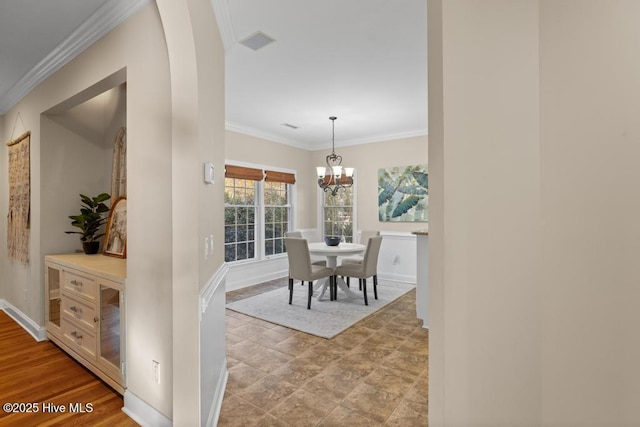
[204,162,214,184]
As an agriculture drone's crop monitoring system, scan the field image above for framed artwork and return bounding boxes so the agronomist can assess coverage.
[104,197,127,258]
[378,164,428,222]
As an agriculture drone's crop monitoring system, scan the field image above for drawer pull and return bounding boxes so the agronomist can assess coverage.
[70,331,83,340]
[70,306,82,314]
[71,280,83,287]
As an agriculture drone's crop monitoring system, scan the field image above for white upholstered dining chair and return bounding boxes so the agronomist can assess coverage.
[285,230,326,267]
[341,230,380,265]
[284,237,334,309]
[334,235,383,306]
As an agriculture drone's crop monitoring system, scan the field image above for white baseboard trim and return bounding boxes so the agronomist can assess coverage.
[378,272,417,284]
[123,390,172,427]
[0,300,47,341]
[205,358,228,427]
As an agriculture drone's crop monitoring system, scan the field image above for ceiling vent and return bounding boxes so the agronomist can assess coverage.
[240,31,276,51]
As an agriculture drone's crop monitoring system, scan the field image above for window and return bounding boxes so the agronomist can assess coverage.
[322,187,354,243]
[224,178,257,262]
[264,181,290,256]
[225,164,295,263]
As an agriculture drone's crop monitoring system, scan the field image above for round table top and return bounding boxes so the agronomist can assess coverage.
[307,242,365,256]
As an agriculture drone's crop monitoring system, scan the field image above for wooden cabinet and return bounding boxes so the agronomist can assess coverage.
[45,254,126,394]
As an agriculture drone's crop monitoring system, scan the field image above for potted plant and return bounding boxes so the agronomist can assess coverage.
[65,193,111,254]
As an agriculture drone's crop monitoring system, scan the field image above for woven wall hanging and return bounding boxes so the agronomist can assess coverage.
[6,130,31,264]
[110,126,127,201]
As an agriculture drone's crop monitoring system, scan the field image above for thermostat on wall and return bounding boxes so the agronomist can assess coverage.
[204,162,214,184]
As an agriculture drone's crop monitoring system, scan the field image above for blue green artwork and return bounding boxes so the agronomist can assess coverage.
[378,164,428,222]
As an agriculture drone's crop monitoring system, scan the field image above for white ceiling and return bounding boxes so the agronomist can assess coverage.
[0,0,427,151]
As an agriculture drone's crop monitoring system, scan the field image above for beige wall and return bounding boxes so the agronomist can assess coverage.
[539,1,640,424]
[311,135,428,234]
[432,1,541,424]
[429,0,640,425]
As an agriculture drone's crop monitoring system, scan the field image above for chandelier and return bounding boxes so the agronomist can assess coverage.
[316,116,354,196]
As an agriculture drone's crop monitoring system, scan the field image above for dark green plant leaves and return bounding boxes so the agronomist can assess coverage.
[66,193,111,242]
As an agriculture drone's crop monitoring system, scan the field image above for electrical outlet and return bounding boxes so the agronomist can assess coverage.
[23,289,28,302]
[152,360,160,384]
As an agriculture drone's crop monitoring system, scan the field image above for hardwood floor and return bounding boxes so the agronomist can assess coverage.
[0,311,137,426]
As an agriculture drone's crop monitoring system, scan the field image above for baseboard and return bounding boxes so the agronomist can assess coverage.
[0,300,47,342]
[205,358,228,427]
[378,272,417,283]
[123,390,172,427]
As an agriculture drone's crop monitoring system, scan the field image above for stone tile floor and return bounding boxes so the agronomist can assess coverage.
[219,279,428,426]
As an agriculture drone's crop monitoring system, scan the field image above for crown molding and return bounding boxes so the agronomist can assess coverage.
[211,0,236,51]
[0,0,151,114]
[225,120,314,150]
[226,120,428,151]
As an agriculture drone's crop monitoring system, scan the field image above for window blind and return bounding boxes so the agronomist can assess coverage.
[264,170,296,184]
[225,165,264,181]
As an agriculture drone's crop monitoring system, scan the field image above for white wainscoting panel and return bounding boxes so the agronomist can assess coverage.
[377,232,417,283]
[225,257,289,291]
[201,264,229,427]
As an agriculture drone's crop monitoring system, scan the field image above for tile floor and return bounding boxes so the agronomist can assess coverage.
[220,279,428,426]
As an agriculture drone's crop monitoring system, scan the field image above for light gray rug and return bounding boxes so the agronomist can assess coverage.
[226,280,415,339]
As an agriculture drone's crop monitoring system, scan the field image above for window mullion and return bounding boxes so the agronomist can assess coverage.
[256,180,264,260]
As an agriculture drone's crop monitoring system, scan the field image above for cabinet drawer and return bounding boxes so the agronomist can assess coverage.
[63,270,96,301]
[62,316,96,361]
[62,293,97,332]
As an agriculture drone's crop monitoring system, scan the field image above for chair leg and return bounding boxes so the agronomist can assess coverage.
[334,275,338,300]
[373,275,378,300]
[346,276,350,288]
[289,278,293,305]
[362,278,368,306]
[359,278,362,291]
[329,276,338,301]
[307,281,312,309]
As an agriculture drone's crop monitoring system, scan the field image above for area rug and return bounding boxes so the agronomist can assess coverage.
[226,280,415,339]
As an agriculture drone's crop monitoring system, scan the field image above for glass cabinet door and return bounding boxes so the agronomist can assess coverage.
[99,285,121,370]
[47,266,61,328]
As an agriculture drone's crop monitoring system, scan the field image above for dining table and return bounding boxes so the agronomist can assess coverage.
[307,241,365,301]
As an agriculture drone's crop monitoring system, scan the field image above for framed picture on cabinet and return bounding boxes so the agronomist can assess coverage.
[104,197,127,258]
